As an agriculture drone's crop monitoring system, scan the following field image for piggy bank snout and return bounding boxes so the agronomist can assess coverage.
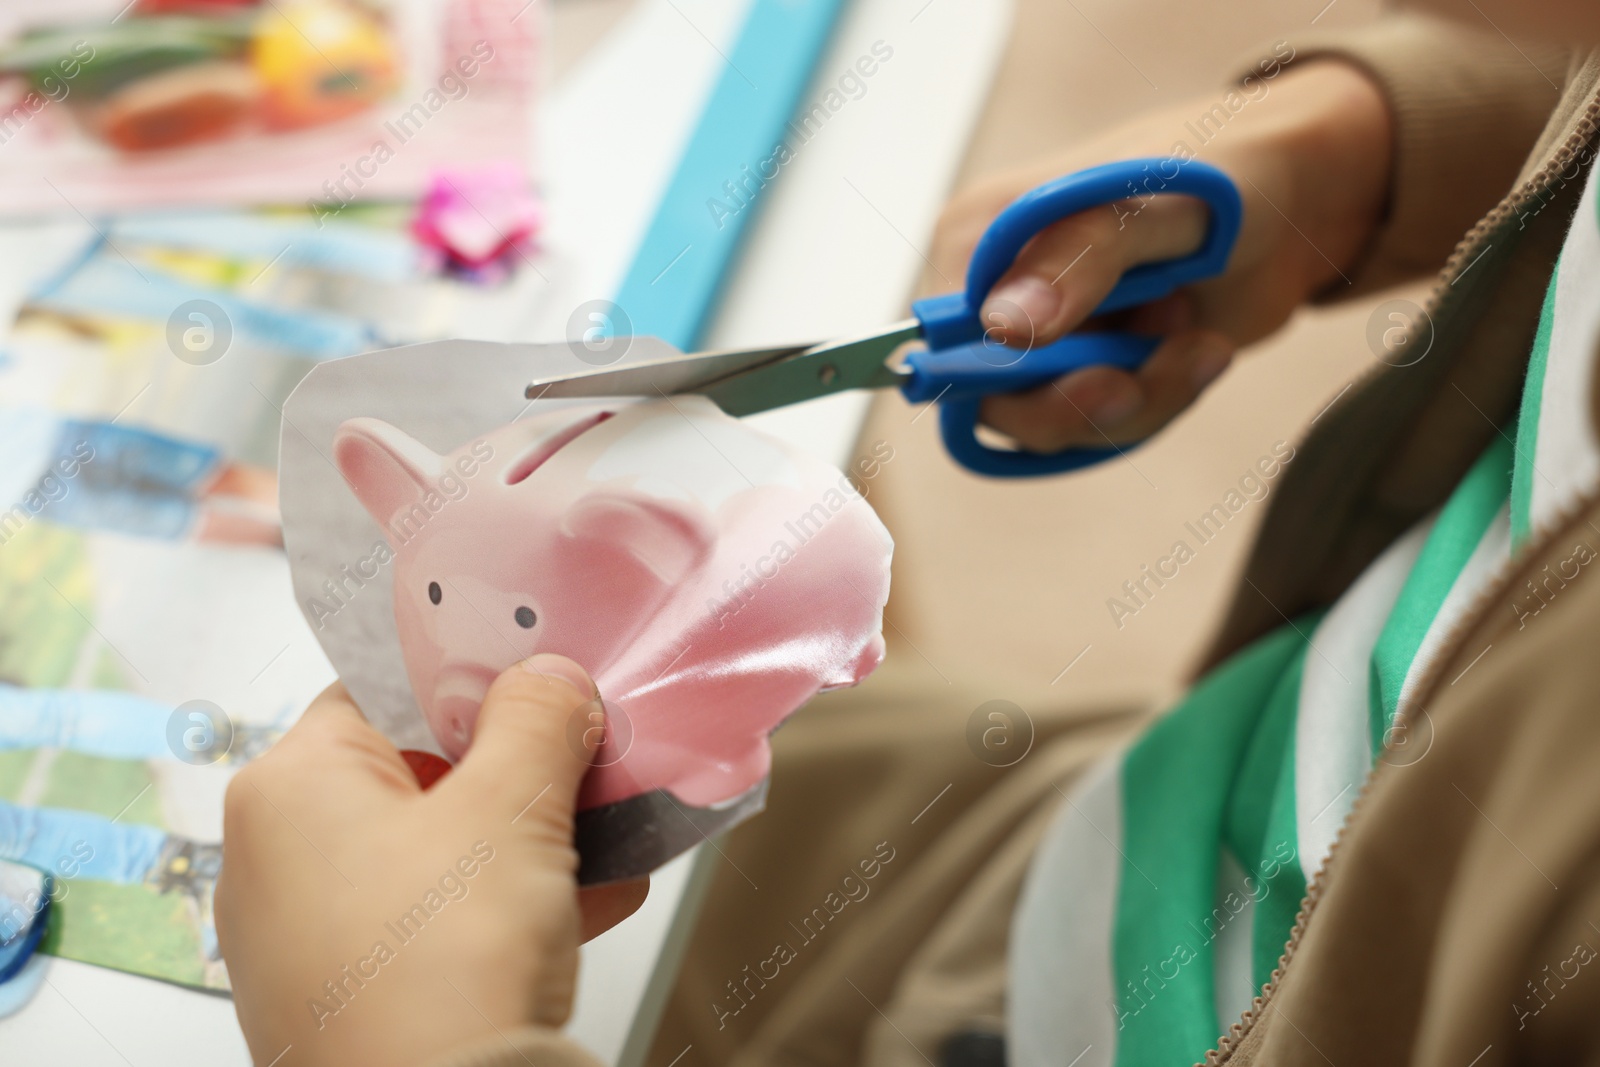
[426,660,501,758]
[395,565,548,759]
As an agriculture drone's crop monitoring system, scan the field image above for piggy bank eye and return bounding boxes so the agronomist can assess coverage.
[514,606,537,629]
[428,581,442,605]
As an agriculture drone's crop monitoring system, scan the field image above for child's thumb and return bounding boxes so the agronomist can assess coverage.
[980,193,1211,347]
[443,654,600,841]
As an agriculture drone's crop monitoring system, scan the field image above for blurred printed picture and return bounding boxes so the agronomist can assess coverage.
[0,0,402,154]
[0,0,538,213]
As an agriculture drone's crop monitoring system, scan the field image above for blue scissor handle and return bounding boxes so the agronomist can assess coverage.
[904,158,1242,477]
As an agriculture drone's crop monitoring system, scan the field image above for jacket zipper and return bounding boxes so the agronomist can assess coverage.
[1201,88,1600,1067]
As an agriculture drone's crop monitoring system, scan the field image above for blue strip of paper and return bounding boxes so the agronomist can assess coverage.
[611,0,848,348]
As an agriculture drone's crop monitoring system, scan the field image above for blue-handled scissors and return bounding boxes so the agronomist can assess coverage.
[527,158,1242,477]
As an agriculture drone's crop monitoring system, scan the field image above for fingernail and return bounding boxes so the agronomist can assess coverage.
[1190,337,1235,391]
[983,276,1061,341]
[522,654,597,699]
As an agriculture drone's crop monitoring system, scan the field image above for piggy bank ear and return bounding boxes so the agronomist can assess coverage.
[565,493,714,585]
[333,417,443,530]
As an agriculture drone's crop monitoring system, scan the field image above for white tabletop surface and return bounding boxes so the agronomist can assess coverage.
[0,0,1012,1062]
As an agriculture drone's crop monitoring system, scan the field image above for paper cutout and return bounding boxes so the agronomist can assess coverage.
[280,341,892,882]
[413,163,542,277]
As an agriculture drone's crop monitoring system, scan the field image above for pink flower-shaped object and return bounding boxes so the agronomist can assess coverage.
[412,162,542,269]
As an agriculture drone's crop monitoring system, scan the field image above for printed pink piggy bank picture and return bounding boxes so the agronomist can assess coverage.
[332,395,892,882]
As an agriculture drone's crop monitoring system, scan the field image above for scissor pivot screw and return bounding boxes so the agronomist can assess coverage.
[818,364,838,386]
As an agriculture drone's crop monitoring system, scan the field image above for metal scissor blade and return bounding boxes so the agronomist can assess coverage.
[524,319,922,417]
[524,341,809,401]
[700,318,920,417]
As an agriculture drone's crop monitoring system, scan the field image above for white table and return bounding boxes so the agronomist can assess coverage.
[0,0,1012,1062]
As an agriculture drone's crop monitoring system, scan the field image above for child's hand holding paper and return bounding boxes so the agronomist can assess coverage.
[216,660,645,1067]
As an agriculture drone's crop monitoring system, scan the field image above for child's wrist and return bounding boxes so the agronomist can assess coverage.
[1260,60,1395,295]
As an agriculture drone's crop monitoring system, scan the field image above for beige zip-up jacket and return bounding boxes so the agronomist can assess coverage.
[1204,22,1600,1067]
[429,16,1600,1067]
